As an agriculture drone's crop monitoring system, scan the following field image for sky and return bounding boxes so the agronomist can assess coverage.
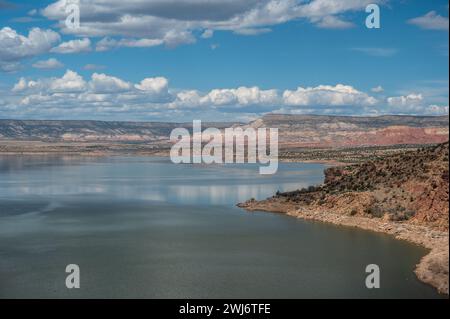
[0,0,448,122]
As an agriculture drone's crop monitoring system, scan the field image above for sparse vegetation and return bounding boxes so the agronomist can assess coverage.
[276,142,449,229]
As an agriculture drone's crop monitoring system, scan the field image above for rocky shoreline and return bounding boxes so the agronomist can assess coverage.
[237,198,449,295]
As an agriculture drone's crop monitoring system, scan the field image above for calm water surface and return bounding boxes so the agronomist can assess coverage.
[0,156,442,298]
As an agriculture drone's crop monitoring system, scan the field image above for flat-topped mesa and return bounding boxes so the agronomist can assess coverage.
[252,114,450,129]
[0,119,236,142]
[1,115,448,148]
[247,114,449,148]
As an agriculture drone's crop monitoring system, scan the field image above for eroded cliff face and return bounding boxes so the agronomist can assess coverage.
[279,142,449,230]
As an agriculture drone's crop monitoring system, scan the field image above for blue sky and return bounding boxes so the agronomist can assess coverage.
[0,0,448,121]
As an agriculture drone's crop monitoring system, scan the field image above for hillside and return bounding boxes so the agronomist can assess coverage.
[238,142,450,294]
[278,142,449,230]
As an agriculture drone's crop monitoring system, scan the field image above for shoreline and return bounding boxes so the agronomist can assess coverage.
[2,146,448,294]
[0,140,430,165]
[237,198,449,295]
[0,151,350,165]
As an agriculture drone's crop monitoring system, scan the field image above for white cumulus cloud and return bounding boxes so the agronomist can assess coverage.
[0,27,60,71]
[387,93,423,107]
[40,0,381,49]
[89,73,132,93]
[32,58,64,69]
[202,87,279,107]
[314,16,354,29]
[6,69,446,120]
[135,77,169,95]
[51,38,91,54]
[283,84,377,107]
[371,86,384,93]
[49,69,87,92]
[96,37,164,52]
[408,11,449,31]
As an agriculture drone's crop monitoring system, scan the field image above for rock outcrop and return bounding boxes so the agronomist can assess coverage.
[238,142,450,294]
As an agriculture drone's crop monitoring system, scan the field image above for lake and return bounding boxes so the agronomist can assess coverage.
[0,156,442,298]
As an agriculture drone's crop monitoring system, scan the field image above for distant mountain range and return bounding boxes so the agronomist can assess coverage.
[0,119,233,142]
[246,114,449,148]
[0,114,448,148]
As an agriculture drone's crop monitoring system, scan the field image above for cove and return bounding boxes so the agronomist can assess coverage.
[0,155,444,298]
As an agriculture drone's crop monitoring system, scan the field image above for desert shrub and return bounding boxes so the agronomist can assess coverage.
[299,188,308,194]
[389,209,415,221]
[365,205,384,218]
